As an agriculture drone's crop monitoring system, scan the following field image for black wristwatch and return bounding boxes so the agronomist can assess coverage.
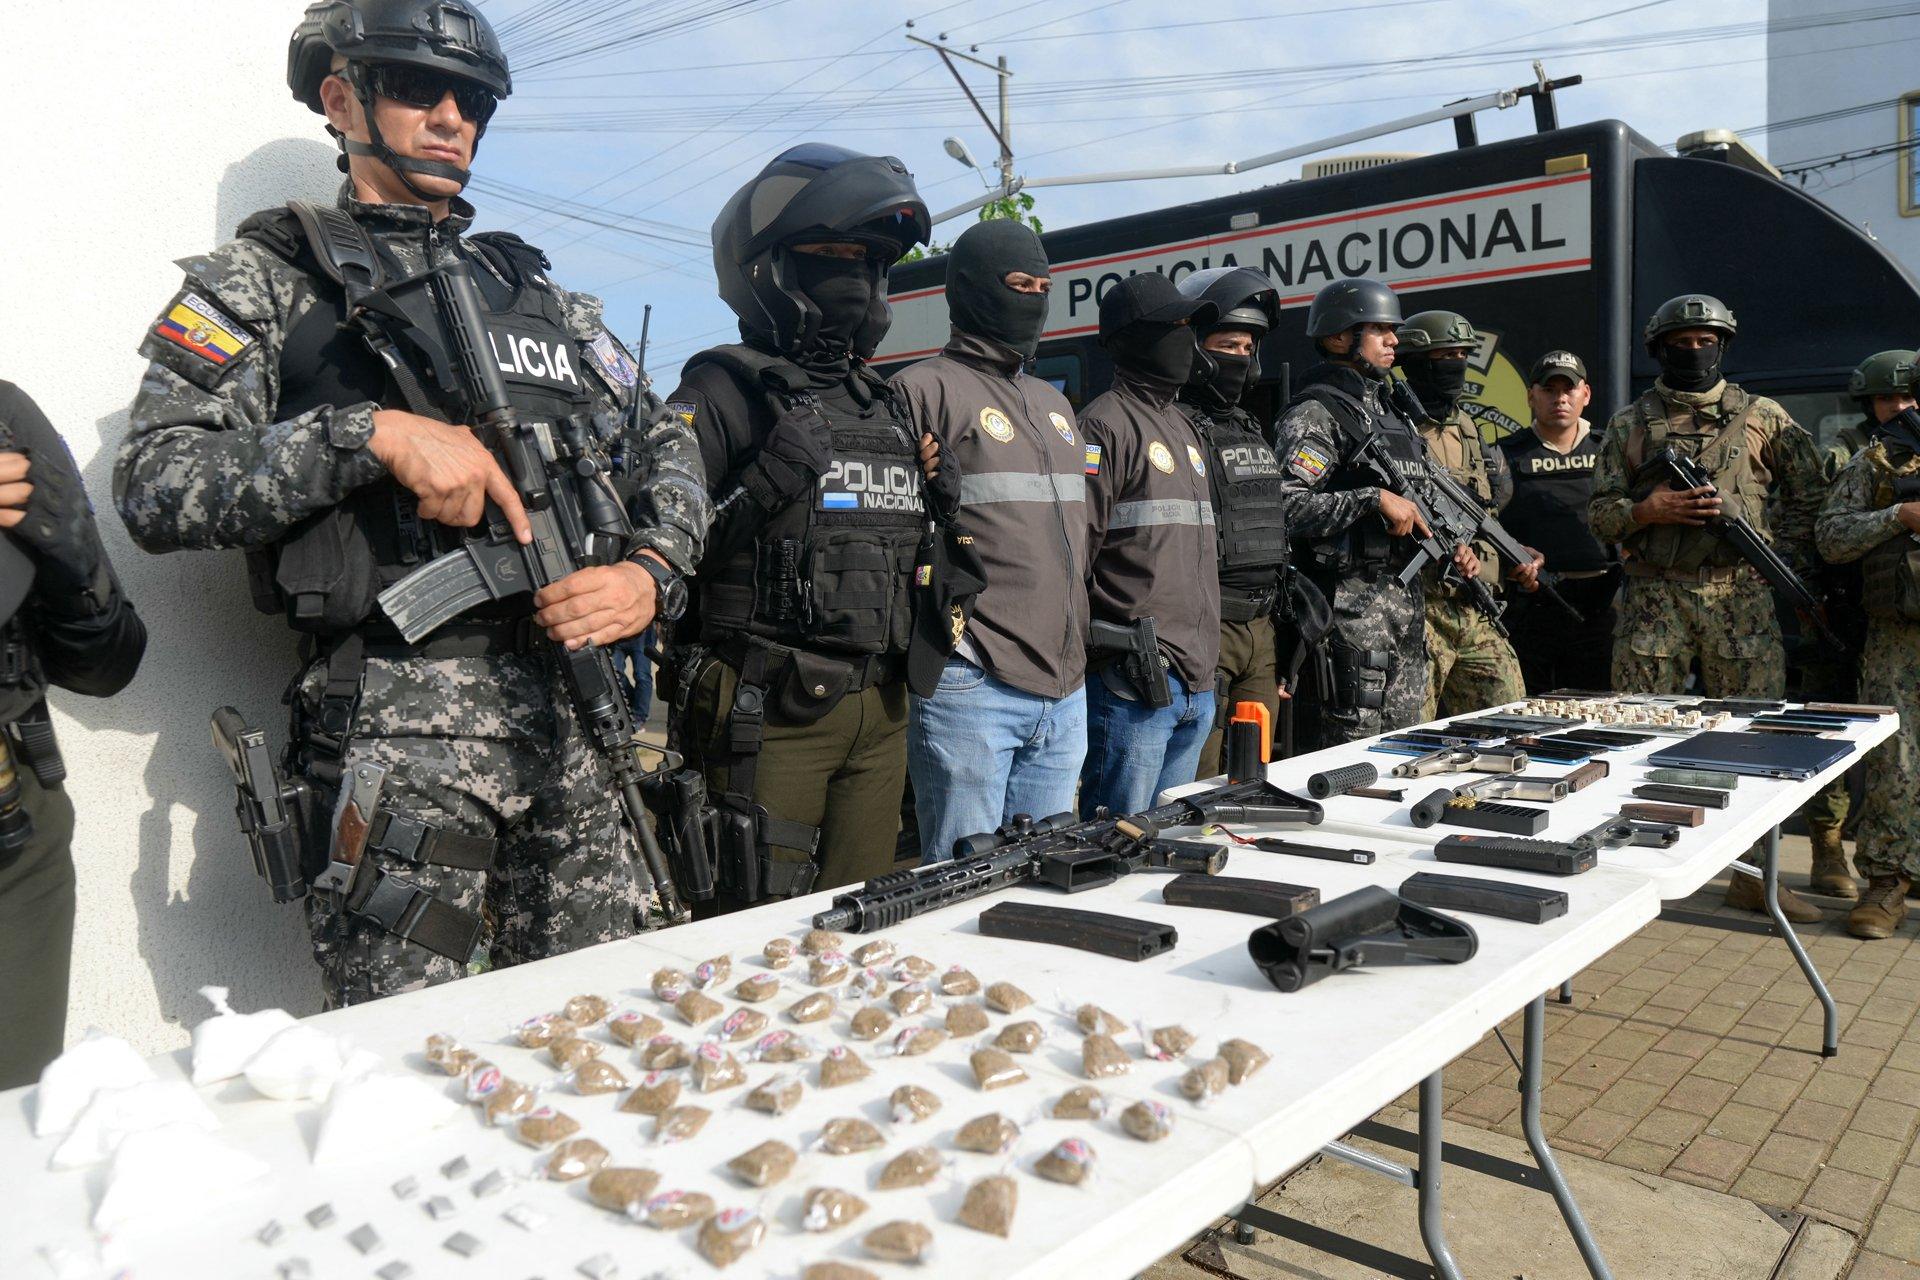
[632,553,688,623]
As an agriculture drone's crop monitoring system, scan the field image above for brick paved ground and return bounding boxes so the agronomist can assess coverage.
[1410,855,1920,1275]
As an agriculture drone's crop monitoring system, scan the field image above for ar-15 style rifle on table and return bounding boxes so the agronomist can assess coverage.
[812,777,1324,934]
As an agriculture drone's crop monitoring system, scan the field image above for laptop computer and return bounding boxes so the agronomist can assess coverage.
[1644,731,1853,781]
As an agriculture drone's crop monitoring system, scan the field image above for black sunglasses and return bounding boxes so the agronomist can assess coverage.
[365,63,498,127]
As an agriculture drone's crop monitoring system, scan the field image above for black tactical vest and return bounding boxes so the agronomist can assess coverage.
[1183,401,1288,619]
[685,346,925,659]
[1289,364,1430,576]
[237,206,603,636]
[1496,426,1611,574]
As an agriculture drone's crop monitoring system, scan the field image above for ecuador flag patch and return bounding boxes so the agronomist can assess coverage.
[154,291,254,367]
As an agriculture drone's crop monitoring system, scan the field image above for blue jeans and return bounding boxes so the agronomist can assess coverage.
[1080,669,1214,818]
[616,628,654,722]
[908,659,1088,864]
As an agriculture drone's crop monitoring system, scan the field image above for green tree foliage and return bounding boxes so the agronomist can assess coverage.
[899,191,1042,263]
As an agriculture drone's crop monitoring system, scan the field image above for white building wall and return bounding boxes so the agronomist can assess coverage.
[1767,0,1920,273]
[2,2,342,1052]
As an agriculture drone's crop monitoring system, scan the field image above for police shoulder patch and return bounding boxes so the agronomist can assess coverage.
[665,400,696,430]
[1286,443,1331,482]
[584,329,640,390]
[1083,443,1103,475]
[1187,444,1206,476]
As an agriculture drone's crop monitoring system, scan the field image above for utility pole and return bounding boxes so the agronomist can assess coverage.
[905,30,1013,202]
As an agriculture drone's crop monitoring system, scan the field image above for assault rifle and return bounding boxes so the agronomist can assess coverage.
[1349,388,1579,633]
[375,258,685,919]
[811,777,1325,933]
[1631,446,1848,652]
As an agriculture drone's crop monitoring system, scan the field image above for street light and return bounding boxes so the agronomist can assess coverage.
[943,135,992,189]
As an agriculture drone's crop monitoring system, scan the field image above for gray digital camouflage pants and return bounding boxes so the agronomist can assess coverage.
[300,651,649,1008]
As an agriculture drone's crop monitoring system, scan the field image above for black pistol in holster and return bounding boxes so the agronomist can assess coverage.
[637,748,720,904]
[211,705,321,904]
[1089,617,1173,708]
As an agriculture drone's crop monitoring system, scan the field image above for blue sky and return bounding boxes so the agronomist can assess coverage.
[467,0,1799,389]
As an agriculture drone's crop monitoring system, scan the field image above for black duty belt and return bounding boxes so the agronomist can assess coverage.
[717,635,901,694]
[1220,584,1280,624]
[359,617,540,660]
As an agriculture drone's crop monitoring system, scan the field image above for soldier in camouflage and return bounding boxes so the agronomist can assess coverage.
[113,0,709,1006]
[1275,279,1478,749]
[1397,310,1538,720]
[1795,351,1915,899]
[1815,354,1920,935]
[1589,294,1825,920]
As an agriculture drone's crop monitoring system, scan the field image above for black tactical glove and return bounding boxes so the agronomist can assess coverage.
[0,420,110,618]
[739,397,834,513]
[922,436,963,524]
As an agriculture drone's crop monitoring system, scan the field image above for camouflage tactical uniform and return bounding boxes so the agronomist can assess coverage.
[114,190,709,1007]
[1589,379,1823,699]
[1418,406,1525,719]
[1276,365,1429,749]
[1815,443,1920,883]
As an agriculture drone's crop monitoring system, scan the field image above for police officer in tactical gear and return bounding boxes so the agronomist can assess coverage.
[115,0,710,1007]
[665,144,944,912]
[1397,309,1539,720]
[1589,293,1825,920]
[1798,349,1920,904]
[0,382,147,1088]
[1172,268,1292,776]
[1079,273,1222,814]
[1817,361,1920,938]
[892,219,1089,864]
[1498,351,1620,695]
[1273,278,1477,749]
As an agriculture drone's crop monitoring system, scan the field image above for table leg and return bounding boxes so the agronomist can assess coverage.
[1520,995,1615,1279]
[1759,824,1840,1057]
[1557,979,1574,1005]
[1416,1071,1463,1280]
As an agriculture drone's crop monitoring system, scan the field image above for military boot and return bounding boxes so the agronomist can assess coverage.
[1847,875,1911,940]
[1724,870,1823,922]
[1807,824,1859,899]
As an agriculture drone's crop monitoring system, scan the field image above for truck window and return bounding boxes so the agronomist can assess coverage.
[1033,351,1085,410]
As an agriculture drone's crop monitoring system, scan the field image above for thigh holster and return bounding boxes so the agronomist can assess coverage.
[1329,641,1394,712]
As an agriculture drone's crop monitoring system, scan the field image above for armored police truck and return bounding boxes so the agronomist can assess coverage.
[875,117,1920,457]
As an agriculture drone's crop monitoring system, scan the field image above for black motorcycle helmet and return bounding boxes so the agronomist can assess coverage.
[712,144,931,358]
[288,0,510,199]
[1178,266,1280,379]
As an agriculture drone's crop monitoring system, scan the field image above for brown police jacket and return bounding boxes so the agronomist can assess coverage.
[892,331,1090,700]
[1079,372,1222,690]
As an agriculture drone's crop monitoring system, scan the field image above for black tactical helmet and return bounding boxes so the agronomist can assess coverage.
[1396,310,1477,355]
[712,143,931,357]
[1306,277,1402,339]
[1846,349,1918,405]
[289,0,510,197]
[1643,293,1737,353]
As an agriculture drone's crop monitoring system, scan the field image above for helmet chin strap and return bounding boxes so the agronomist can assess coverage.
[339,63,476,202]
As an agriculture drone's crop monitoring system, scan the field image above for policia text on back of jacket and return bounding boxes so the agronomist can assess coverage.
[662,145,955,915]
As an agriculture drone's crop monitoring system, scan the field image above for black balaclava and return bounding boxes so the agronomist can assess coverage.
[1189,347,1251,411]
[1400,355,1470,416]
[789,250,875,369]
[1658,338,1725,393]
[948,219,1051,360]
[1111,323,1199,390]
